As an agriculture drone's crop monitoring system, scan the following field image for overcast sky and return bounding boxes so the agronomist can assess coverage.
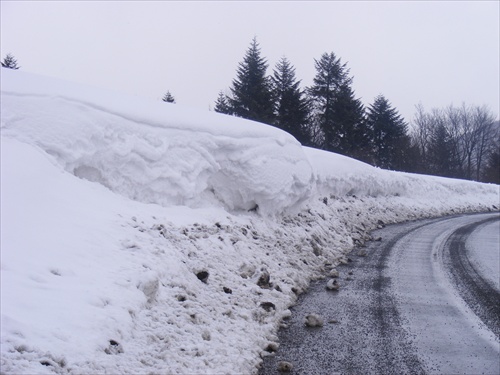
[1,1,499,123]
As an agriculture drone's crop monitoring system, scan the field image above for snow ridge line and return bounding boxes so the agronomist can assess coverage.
[0,90,292,142]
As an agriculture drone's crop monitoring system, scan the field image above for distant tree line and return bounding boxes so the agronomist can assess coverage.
[213,38,499,183]
[411,104,499,183]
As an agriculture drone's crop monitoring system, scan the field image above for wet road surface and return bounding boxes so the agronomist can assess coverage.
[260,213,500,374]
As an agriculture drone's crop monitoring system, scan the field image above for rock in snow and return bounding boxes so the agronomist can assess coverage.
[277,360,294,372]
[304,313,324,327]
[326,279,341,291]
[1,70,498,375]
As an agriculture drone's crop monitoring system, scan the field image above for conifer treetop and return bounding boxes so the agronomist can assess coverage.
[162,91,176,103]
[2,53,20,70]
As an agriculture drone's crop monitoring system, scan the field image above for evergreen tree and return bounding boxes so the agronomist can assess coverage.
[329,83,369,161]
[308,52,352,151]
[229,37,274,124]
[1,53,20,69]
[482,146,500,184]
[162,91,176,103]
[271,57,311,145]
[366,95,411,170]
[404,139,425,174]
[214,91,232,115]
[428,121,456,177]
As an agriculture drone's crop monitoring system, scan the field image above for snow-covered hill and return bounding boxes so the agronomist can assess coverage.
[1,69,498,374]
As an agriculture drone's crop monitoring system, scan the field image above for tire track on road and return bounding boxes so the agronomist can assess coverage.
[443,215,500,338]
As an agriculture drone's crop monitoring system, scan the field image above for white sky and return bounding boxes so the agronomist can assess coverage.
[1,1,499,123]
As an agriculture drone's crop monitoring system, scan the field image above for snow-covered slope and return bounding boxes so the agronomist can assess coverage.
[1,70,313,216]
[1,70,498,374]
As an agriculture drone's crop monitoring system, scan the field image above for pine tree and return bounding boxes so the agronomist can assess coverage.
[329,83,369,160]
[214,91,232,115]
[308,52,352,151]
[271,57,311,145]
[366,95,411,170]
[162,91,176,103]
[482,146,500,184]
[428,121,456,177]
[1,54,20,69]
[229,37,274,124]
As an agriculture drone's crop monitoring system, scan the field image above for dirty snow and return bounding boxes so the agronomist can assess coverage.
[1,69,498,374]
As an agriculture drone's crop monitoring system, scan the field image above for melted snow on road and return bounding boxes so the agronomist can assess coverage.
[1,70,498,374]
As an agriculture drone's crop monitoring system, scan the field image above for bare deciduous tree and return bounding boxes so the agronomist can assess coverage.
[410,103,498,181]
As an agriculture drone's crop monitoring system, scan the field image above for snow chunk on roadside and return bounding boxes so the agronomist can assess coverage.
[1,70,313,216]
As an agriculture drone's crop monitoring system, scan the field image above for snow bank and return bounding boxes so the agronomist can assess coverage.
[1,70,498,375]
[305,146,498,201]
[1,70,313,216]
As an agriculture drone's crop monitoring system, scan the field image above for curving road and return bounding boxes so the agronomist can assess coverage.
[260,213,500,374]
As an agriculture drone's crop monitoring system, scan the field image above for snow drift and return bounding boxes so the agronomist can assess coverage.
[1,70,313,216]
[1,70,498,375]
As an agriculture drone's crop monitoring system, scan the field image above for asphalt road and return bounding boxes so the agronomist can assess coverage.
[260,212,500,375]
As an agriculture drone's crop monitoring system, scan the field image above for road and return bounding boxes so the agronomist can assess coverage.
[260,212,500,374]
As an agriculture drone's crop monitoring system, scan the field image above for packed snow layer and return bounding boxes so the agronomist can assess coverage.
[1,70,499,375]
[1,70,313,216]
[305,146,498,201]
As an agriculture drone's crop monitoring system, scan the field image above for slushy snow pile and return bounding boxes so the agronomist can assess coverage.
[1,70,498,375]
